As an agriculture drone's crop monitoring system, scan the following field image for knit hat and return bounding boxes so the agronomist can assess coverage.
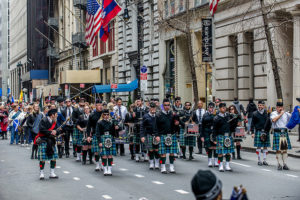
[191,170,222,200]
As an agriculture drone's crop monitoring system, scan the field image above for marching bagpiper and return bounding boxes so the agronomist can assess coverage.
[86,99,103,171]
[251,100,270,166]
[141,102,160,170]
[156,99,179,173]
[35,109,60,180]
[202,102,218,167]
[213,103,235,172]
[270,100,292,170]
[179,102,196,160]
[124,104,136,160]
[76,105,91,165]
[96,109,119,176]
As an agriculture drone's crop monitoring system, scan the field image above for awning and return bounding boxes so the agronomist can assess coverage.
[92,79,138,94]
[22,70,49,82]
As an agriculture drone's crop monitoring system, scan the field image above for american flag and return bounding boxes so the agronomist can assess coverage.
[209,0,220,16]
[188,124,199,133]
[85,0,102,48]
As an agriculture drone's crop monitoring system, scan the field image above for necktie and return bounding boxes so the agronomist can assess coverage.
[198,109,202,124]
[119,107,122,120]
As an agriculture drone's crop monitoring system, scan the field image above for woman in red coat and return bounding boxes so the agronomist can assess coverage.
[0,105,9,140]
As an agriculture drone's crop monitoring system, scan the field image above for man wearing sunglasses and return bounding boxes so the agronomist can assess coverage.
[156,98,179,173]
[61,99,74,158]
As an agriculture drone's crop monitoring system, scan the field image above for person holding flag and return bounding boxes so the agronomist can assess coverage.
[8,104,22,145]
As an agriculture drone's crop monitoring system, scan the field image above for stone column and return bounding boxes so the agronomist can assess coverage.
[291,10,300,107]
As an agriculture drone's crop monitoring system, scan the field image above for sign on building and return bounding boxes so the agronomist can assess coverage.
[202,18,213,63]
[140,66,148,92]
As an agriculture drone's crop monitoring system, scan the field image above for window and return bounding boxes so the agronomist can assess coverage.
[179,0,185,11]
[170,0,175,15]
[195,0,208,7]
[93,37,98,57]
[100,39,106,55]
[164,1,169,17]
[108,21,115,52]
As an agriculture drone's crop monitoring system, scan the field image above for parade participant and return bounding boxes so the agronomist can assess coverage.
[141,102,160,169]
[202,102,218,167]
[132,97,148,162]
[56,97,65,113]
[27,104,43,159]
[251,100,269,166]
[8,104,22,145]
[191,170,223,200]
[179,102,195,160]
[72,98,85,161]
[96,109,119,176]
[113,97,127,156]
[270,100,292,170]
[156,98,179,173]
[86,99,103,171]
[214,98,222,115]
[246,98,257,134]
[0,105,9,140]
[154,98,161,113]
[20,106,32,146]
[213,102,235,172]
[61,99,74,158]
[172,97,183,113]
[228,105,242,160]
[35,109,60,180]
[192,100,206,154]
[124,104,136,160]
[77,106,91,165]
[51,104,66,158]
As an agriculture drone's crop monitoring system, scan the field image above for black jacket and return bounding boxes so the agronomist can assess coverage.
[27,112,39,129]
[229,113,242,133]
[140,113,157,137]
[86,110,102,137]
[246,102,257,118]
[156,111,175,136]
[77,114,89,129]
[251,110,268,132]
[96,120,117,144]
[202,112,215,137]
[39,117,61,137]
[213,113,231,137]
[72,107,84,124]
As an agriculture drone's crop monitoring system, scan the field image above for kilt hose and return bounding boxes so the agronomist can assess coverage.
[91,134,100,153]
[100,135,116,156]
[203,128,216,149]
[254,130,271,148]
[159,134,179,155]
[179,128,196,147]
[272,131,292,151]
[145,134,159,151]
[216,135,235,155]
[38,142,58,161]
[72,127,84,146]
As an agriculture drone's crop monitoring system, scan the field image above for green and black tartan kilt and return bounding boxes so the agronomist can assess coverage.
[216,135,235,155]
[91,134,100,153]
[159,134,179,155]
[145,134,159,151]
[37,142,58,161]
[133,133,141,145]
[100,134,116,156]
[73,127,84,146]
[179,128,196,147]
[254,130,271,148]
[272,131,292,151]
[203,128,216,149]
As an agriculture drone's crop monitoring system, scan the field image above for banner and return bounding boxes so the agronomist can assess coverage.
[202,18,213,63]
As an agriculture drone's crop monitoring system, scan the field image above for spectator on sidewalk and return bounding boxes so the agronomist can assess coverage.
[246,98,257,134]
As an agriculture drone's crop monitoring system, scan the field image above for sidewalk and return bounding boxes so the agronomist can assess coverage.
[241,132,300,158]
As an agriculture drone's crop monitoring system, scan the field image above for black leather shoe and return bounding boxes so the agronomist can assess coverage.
[283,164,289,170]
[277,164,283,170]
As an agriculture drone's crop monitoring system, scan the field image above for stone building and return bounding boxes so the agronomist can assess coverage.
[213,0,300,109]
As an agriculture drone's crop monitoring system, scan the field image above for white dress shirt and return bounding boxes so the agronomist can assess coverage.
[270,111,291,129]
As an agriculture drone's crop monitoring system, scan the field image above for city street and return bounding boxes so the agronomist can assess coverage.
[0,139,300,200]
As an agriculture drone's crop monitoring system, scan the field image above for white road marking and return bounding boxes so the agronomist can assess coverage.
[26,147,30,150]
[231,162,251,168]
[261,169,271,172]
[152,181,164,185]
[139,198,148,200]
[102,195,112,199]
[73,177,80,181]
[112,164,115,166]
[134,174,145,178]
[175,190,189,194]
[86,185,94,189]
[286,174,298,178]
[63,171,70,174]
[119,168,128,171]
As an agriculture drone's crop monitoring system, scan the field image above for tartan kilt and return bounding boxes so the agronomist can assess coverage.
[179,128,196,147]
[203,129,216,149]
[37,142,58,161]
[272,131,292,151]
[254,131,271,148]
[91,134,100,153]
[72,127,84,146]
[100,135,116,156]
[216,135,235,155]
[159,134,179,155]
[145,134,159,151]
[133,133,141,145]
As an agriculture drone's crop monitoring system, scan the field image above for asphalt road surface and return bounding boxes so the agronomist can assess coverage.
[0,140,299,200]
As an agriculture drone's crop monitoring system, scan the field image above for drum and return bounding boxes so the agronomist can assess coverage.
[115,129,128,144]
[233,127,246,140]
[184,124,199,137]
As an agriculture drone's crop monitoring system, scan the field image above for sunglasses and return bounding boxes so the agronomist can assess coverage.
[164,104,170,106]
[103,113,109,116]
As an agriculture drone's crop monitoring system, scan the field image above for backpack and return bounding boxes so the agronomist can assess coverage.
[32,113,43,134]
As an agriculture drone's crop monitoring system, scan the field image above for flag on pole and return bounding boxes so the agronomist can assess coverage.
[209,0,220,16]
[85,0,102,48]
[11,96,15,103]
[100,24,110,42]
[19,90,23,102]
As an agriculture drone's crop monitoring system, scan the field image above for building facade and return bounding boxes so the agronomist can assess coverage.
[213,0,300,109]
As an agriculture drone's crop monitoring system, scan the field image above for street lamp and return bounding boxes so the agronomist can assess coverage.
[17,62,23,97]
[123,0,130,22]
